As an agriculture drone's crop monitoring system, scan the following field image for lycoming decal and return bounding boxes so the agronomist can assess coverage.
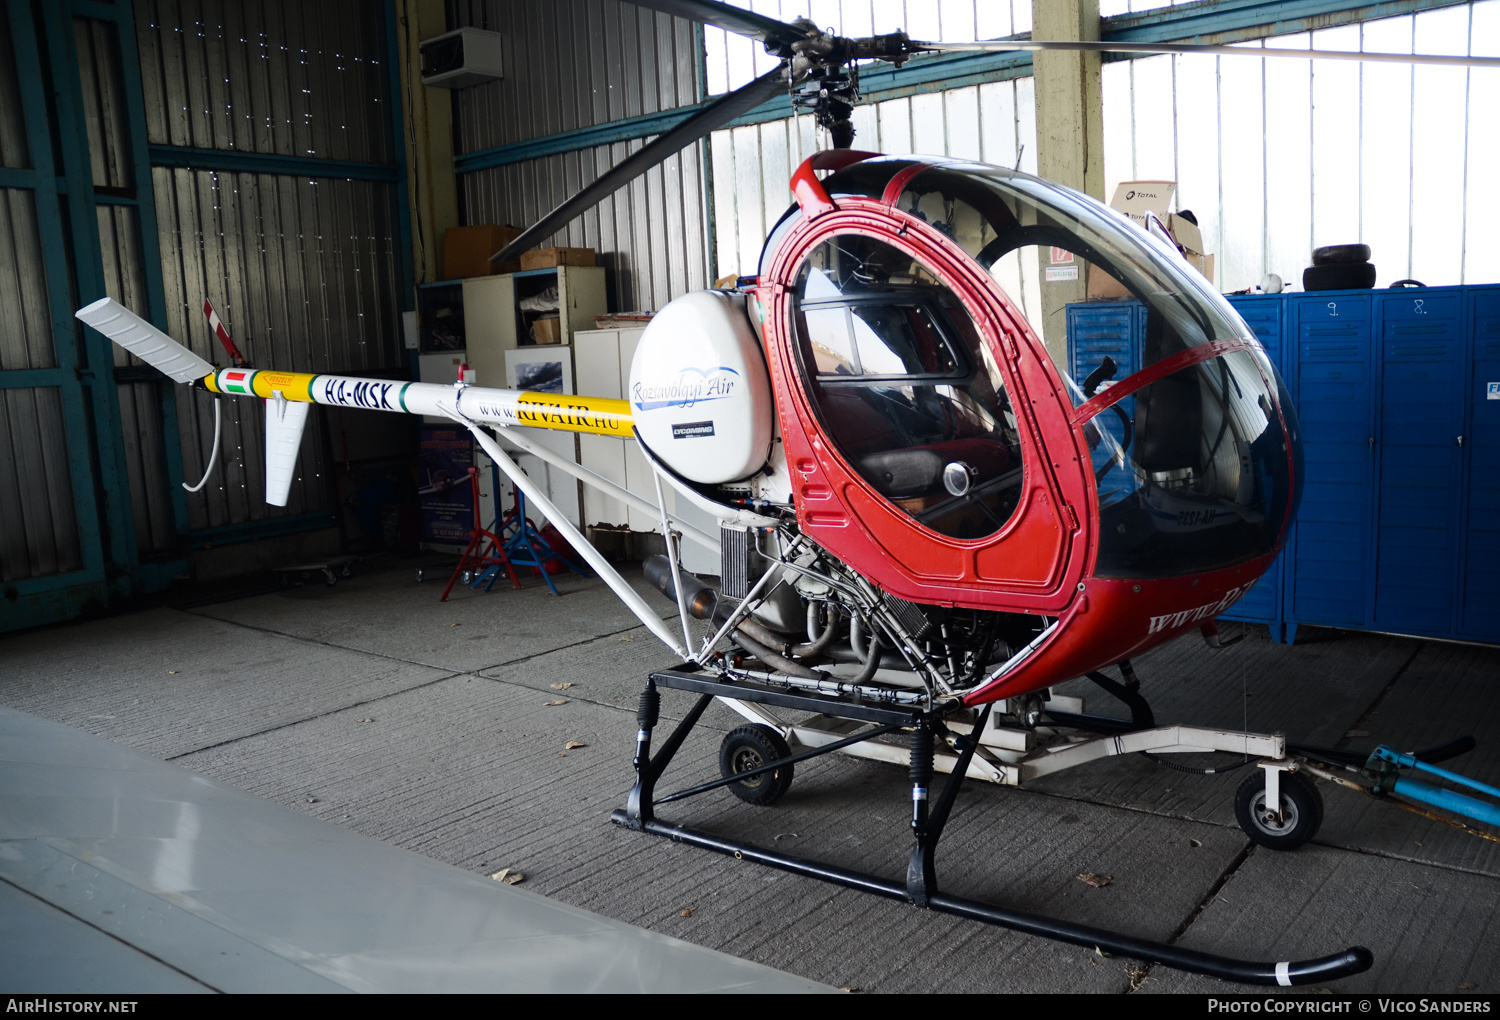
[632,367,739,411]
[1146,586,1243,634]
[319,378,397,411]
[671,420,715,439]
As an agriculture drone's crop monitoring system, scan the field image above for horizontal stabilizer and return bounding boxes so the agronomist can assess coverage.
[75,297,215,384]
[264,394,310,507]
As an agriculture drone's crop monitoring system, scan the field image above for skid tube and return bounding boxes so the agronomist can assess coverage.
[611,667,1374,988]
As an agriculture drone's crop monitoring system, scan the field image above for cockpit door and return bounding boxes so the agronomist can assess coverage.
[759,209,1093,615]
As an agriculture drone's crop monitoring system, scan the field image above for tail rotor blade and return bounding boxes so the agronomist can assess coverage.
[76,297,215,384]
[492,67,788,264]
[203,300,248,367]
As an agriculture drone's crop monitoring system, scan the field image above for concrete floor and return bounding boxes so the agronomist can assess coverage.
[2,561,1498,994]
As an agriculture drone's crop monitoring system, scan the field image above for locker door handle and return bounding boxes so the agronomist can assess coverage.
[1458,436,1464,447]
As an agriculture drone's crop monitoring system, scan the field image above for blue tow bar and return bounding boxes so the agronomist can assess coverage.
[1368,746,1500,830]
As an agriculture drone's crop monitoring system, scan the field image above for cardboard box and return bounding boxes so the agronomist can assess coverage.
[1087,264,1132,301]
[1109,181,1176,228]
[531,315,562,345]
[1167,213,1203,257]
[520,246,596,271]
[444,224,523,280]
[1098,182,1217,290]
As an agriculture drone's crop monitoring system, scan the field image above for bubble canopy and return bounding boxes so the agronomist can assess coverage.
[762,158,1302,581]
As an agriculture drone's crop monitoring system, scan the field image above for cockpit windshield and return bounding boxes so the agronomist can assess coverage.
[764,158,1302,579]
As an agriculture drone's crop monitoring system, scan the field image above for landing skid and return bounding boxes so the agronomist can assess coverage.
[612,666,1373,988]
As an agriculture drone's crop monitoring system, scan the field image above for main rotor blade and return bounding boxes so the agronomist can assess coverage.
[929,38,1500,69]
[627,0,812,48]
[492,68,787,264]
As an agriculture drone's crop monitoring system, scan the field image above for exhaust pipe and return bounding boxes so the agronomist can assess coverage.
[642,555,821,680]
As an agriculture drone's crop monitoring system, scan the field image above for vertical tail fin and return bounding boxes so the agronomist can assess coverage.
[264,393,310,507]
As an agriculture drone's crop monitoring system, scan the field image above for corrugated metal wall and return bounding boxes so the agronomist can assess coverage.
[130,0,405,533]
[450,0,713,310]
[0,13,83,584]
[152,167,403,529]
[76,15,179,555]
[0,184,84,580]
[136,0,395,163]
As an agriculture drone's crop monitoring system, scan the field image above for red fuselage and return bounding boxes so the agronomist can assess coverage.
[751,154,1300,704]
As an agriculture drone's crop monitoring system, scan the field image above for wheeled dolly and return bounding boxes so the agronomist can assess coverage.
[272,555,356,588]
[611,665,1374,987]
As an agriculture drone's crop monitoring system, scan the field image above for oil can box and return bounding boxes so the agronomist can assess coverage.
[520,246,596,271]
[443,224,523,279]
[1109,180,1176,228]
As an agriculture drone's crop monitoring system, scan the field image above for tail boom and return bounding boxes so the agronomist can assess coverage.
[199,366,632,438]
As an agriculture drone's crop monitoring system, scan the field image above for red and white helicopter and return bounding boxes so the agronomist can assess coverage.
[78,1,1500,987]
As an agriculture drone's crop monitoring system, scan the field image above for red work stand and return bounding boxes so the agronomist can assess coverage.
[440,467,523,601]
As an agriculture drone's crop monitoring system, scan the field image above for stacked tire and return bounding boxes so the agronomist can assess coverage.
[1303,243,1376,291]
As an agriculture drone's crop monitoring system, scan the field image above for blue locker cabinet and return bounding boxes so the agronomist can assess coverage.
[1067,285,1500,648]
[1286,292,1375,636]
[1221,295,1286,632]
[1371,289,1465,635]
[1465,287,1500,641]
[1065,301,1142,450]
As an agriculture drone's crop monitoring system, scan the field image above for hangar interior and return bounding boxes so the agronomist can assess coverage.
[2,0,1499,996]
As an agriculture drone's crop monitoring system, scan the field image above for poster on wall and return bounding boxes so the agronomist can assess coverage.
[503,347,581,529]
[418,425,473,544]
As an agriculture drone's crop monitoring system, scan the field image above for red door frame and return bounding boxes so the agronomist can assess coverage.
[755,182,1096,617]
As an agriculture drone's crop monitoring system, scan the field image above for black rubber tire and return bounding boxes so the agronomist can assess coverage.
[1312,243,1371,265]
[719,725,794,806]
[1235,771,1324,850]
[1303,261,1377,291]
[1389,279,1426,288]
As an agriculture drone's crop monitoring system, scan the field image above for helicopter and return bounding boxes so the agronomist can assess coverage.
[74,148,1368,988]
[75,1,1500,989]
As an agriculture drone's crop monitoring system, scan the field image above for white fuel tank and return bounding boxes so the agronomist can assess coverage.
[628,290,774,485]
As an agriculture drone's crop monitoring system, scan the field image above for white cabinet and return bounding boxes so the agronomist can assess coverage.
[573,327,718,575]
[463,267,607,532]
[462,266,607,391]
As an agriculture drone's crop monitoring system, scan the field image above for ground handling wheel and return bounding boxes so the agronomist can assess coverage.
[1235,770,1324,850]
[719,725,795,806]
